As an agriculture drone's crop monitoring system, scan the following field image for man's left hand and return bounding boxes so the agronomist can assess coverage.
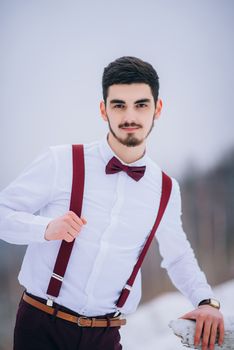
[180,305,224,350]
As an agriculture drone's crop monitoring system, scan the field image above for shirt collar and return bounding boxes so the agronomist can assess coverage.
[99,134,149,167]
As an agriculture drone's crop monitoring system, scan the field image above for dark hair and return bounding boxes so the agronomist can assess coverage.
[102,56,159,105]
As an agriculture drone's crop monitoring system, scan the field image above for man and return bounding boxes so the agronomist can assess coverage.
[0,56,224,350]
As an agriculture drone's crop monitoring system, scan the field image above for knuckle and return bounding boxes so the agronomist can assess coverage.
[63,216,69,223]
[69,211,77,219]
[197,314,203,321]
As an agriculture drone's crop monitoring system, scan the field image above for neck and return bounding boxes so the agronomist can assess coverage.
[107,132,146,164]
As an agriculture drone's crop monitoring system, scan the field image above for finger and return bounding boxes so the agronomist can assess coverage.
[69,221,82,234]
[64,232,75,242]
[67,211,85,226]
[218,319,225,346]
[194,318,204,347]
[201,319,212,350]
[63,222,80,237]
[209,321,218,350]
[81,217,87,224]
[64,218,82,234]
[66,226,80,238]
[69,216,87,232]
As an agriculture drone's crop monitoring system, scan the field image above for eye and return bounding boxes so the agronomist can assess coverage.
[113,104,125,109]
[136,103,147,108]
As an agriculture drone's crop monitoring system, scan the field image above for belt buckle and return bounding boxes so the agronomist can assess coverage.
[77,316,89,327]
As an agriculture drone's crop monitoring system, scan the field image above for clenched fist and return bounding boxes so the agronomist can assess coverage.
[44,211,87,242]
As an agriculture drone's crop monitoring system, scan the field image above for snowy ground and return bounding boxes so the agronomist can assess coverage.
[120,279,234,350]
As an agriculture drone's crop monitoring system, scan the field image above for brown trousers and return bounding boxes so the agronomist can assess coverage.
[14,293,122,350]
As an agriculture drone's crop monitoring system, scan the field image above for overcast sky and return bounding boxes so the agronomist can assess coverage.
[1,0,234,188]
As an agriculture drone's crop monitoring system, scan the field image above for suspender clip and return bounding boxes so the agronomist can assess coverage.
[46,296,55,307]
[113,309,121,317]
[52,273,64,282]
[125,284,132,291]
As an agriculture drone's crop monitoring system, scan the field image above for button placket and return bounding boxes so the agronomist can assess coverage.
[83,173,126,308]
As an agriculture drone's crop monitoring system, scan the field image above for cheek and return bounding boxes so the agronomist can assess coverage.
[141,114,153,124]
[106,112,121,126]
[113,121,122,130]
[143,117,155,130]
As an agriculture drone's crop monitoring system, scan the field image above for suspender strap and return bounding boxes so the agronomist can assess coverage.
[116,171,172,309]
[46,145,85,299]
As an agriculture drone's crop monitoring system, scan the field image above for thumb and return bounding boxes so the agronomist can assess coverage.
[179,311,196,320]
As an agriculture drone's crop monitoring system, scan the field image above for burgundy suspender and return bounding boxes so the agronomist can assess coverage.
[46,146,172,310]
[46,145,85,305]
[116,171,172,309]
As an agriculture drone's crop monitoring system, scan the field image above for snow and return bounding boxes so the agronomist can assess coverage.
[120,279,234,349]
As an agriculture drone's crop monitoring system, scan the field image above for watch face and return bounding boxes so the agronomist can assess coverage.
[210,299,220,308]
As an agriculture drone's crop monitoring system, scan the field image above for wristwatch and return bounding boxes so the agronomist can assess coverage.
[198,298,220,309]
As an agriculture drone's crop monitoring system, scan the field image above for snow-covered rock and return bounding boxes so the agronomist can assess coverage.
[169,317,234,349]
[120,279,234,350]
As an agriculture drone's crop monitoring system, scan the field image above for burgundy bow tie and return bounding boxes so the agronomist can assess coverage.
[105,156,146,182]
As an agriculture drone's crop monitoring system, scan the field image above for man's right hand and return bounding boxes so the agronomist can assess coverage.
[44,211,87,242]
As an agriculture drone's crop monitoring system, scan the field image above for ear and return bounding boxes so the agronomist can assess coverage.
[100,101,108,121]
[154,98,163,120]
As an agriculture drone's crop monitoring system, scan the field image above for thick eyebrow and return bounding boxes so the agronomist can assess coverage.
[110,99,126,104]
[109,98,151,105]
[134,98,151,104]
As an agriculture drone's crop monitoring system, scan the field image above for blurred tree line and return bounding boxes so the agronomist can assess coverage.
[142,148,234,302]
[0,148,234,349]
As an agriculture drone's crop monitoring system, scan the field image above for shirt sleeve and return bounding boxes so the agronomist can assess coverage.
[156,177,215,307]
[0,148,56,245]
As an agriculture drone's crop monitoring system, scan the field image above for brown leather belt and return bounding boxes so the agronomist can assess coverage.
[23,293,126,327]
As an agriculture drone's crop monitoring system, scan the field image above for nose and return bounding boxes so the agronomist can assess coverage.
[122,107,138,124]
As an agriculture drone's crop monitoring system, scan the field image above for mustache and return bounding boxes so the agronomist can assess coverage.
[119,122,142,128]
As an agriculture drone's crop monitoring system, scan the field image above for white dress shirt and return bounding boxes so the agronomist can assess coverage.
[0,135,214,316]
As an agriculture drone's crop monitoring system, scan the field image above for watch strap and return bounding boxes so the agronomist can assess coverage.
[198,298,220,309]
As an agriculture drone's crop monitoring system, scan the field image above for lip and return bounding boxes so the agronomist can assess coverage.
[121,127,139,132]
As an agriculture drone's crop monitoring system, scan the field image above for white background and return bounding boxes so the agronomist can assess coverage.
[1,0,234,187]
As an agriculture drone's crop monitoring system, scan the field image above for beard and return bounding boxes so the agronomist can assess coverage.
[106,115,155,147]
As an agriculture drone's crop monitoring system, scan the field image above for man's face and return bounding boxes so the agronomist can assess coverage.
[100,83,162,147]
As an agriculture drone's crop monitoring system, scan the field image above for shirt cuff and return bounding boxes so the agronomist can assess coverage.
[28,215,53,243]
[191,289,215,308]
